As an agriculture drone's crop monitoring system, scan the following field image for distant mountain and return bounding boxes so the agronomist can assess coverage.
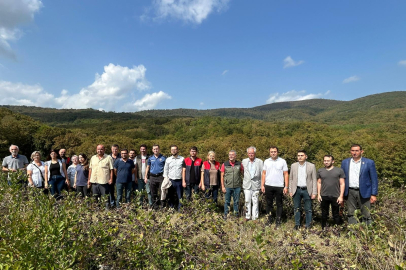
[2,91,405,126]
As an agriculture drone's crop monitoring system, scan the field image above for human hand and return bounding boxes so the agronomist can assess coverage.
[370,195,377,204]
[222,186,226,193]
[318,195,322,202]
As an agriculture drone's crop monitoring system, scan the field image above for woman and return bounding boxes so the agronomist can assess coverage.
[200,151,221,203]
[74,153,90,198]
[67,155,78,191]
[27,151,45,189]
[44,149,69,199]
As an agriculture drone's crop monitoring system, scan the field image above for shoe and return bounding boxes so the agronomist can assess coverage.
[294,225,300,230]
[223,214,228,221]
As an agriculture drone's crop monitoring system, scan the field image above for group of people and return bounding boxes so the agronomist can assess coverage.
[1,143,378,229]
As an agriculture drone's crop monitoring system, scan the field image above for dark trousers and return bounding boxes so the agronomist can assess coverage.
[321,196,341,228]
[205,185,219,203]
[347,188,372,225]
[108,182,116,207]
[265,186,284,222]
[293,188,312,227]
[76,186,88,197]
[92,183,111,208]
[116,181,132,207]
[185,184,199,200]
[49,175,65,198]
[150,175,164,207]
[169,179,183,210]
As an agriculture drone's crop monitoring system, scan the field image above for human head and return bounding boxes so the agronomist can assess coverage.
[9,145,19,156]
[49,149,61,160]
[323,155,334,169]
[129,149,136,159]
[170,145,178,156]
[228,150,236,162]
[59,149,67,158]
[190,146,198,158]
[247,146,256,161]
[31,151,41,161]
[207,151,216,162]
[111,144,119,156]
[140,144,147,156]
[97,145,105,156]
[152,144,160,156]
[78,153,88,164]
[269,146,279,160]
[297,150,307,163]
[350,144,364,160]
[121,149,128,159]
[71,155,78,165]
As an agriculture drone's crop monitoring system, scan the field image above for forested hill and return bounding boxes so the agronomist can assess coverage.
[2,91,405,125]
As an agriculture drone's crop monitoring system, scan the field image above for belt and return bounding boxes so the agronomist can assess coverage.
[349,187,359,191]
[150,173,163,177]
[297,186,307,190]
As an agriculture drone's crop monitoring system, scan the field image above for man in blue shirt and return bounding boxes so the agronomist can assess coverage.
[145,144,166,209]
[114,149,135,208]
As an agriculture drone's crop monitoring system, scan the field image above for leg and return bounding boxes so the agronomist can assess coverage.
[212,185,219,203]
[224,188,232,216]
[175,180,183,210]
[251,190,260,220]
[125,181,132,203]
[292,190,302,226]
[149,176,159,207]
[100,184,111,209]
[331,198,341,225]
[82,186,88,197]
[116,183,124,208]
[92,183,101,203]
[233,187,241,216]
[185,185,192,200]
[275,187,284,223]
[48,177,57,196]
[56,176,65,199]
[347,189,359,225]
[137,179,146,204]
[108,182,116,207]
[145,179,152,206]
[320,196,330,228]
[360,196,372,225]
[193,184,199,196]
[244,189,253,220]
[303,191,313,228]
[265,185,275,223]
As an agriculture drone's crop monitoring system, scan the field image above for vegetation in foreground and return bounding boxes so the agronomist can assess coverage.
[1,173,405,270]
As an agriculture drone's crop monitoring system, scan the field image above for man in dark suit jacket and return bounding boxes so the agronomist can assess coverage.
[341,144,378,225]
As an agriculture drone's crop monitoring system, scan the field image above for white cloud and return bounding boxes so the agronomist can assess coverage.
[199,102,204,106]
[283,56,304,69]
[0,0,43,59]
[398,60,406,66]
[149,0,230,24]
[342,75,360,84]
[0,63,172,112]
[222,69,228,75]
[266,90,330,104]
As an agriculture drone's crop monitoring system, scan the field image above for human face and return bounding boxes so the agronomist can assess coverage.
[33,152,41,161]
[350,146,363,161]
[208,153,216,162]
[10,146,19,156]
[129,151,136,159]
[121,151,128,159]
[228,151,236,162]
[50,151,58,160]
[97,145,105,156]
[79,155,85,164]
[269,148,278,160]
[297,152,307,163]
[152,146,160,156]
[111,147,119,156]
[190,149,197,158]
[171,147,178,156]
[140,146,147,156]
[247,148,255,161]
[59,149,66,158]
[72,156,78,165]
[323,157,334,169]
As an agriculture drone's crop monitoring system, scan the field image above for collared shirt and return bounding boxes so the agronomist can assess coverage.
[220,161,244,172]
[147,154,166,174]
[248,159,256,179]
[297,162,307,187]
[89,154,114,184]
[263,157,288,187]
[2,154,29,170]
[349,158,361,188]
[164,155,184,179]
[114,158,135,183]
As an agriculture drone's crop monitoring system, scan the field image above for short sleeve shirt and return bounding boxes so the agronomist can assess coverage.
[317,167,345,197]
[114,158,135,183]
[89,154,114,184]
[75,164,89,187]
[27,161,45,187]
[2,154,29,170]
[263,157,288,187]
[147,154,166,175]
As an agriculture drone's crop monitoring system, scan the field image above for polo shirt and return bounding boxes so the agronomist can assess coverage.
[114,158,135,183]
[89,154,114,184]
[220,162,244,172]
[164,155,184,179]
[2,154,29,170]
[147,154,166,175]
[263,157,288,187]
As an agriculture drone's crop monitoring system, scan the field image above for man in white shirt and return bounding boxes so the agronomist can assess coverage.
[261,146,289,227]
[164,145,184,210]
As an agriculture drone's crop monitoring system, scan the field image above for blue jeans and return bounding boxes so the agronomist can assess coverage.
[185,184,199,200]
[116,182,132,207]
[224,187,241,216]
[48,175,65,198]
[293,187,312,227]
[205,185,219,203]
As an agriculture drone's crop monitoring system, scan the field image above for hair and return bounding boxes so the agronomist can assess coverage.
[9,145,19,151]
[323,155,335,161]
[207,151,216,159]
[247,146,256,153]
[129,149,136,153]
[121,149,128,154]
[190,146,198,152]
[170,145,178,150]
[48,149,61,161]
[71,155,78,163]
[152,144,160,149]
[139,144,147,149]
[229,150,236,155]
[351,144,363,150]
[297,150,307,155]
[97,144,105,150]
[78,153,89,170]
[269,146,279,152]
[30,151,41,160]
[111,144,119,149]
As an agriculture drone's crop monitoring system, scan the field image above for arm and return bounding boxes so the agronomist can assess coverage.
[73,171,77,188]
[144,165,150,184]
[44,164,49,188]
[221,171,225,193]
[200,170,205,191]
[289,167,293,197]
[311,165,317,199]
[317,178,322,202]
[283,171,289,195]
[109,169,113,185]
[114,168,117,177]
[88,168,92,187]
[62,163,69,186]
[370,161,378,203]
[338,177,345,204]
[133,166,137,182]
[182,168,186,188]
[261,170,266,193]
[27,169,34,186]
[163,159,169,179]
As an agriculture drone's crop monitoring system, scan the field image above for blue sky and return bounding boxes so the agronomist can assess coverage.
[0,0,405,112]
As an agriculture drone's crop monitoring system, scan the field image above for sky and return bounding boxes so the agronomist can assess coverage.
[0,0,405,112]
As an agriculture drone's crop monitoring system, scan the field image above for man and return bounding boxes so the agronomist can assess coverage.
[164,145,184,210]
[182,146,202,200]
[136,145,151,206]
[109,144,121,207]
[317,155,345,229]
[129,149,138,199]
[341,144,378,225]
[59,149,71,166]
[221,150,244,219]
[289,150,317,230]
[88,144,114,209]
[114,149,136,208]
[241,146,263,221]
[261,146,288,227]
[145,144,166,209]
[2,144,29,184]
